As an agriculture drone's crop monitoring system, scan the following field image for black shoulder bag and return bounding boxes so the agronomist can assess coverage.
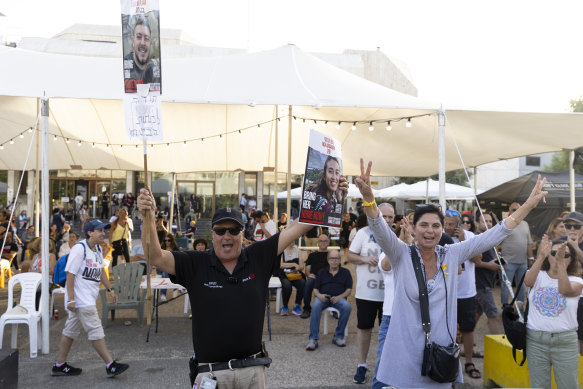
[501,272,529,366]
[409,245,460,384]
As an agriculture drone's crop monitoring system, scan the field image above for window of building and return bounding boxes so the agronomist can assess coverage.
[525,156,541,167]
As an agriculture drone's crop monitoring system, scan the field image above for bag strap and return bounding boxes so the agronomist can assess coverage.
[409,245,431,341]
[508,272,529,366]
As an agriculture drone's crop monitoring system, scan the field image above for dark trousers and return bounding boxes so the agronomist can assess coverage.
[111,239,130,267]
[280,276,305,308]
[303,277,316,312]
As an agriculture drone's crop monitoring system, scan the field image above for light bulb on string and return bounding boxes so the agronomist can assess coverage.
[386,121,392,131]
[119,145,124,150]
[106,144,111,151]
[351,122,356,131]
[0,145,3,150]
[336,122,341,129]
[77,141,82,147]
[53,135,58,141]
[239,130,243,137]
[9,139,14,145]
[219,134,223,141]
[183,141,187,148]
[257,124,261,132]
[166,143,170,149]
[28,128,33,133]
[19,133,24,139]
[66,138,70,144]
[322,121,327,128]
[135,145,139,151]
[92,143,96,149]
[406,118,412,128]
[369,122,374,132]
[201,138,205,144]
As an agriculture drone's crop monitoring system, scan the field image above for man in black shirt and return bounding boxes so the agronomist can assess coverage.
[306,249,353,350]
[474,211,503,334]
[137,178,348,388]
[300,234,331,319]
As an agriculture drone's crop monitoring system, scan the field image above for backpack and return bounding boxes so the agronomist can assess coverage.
[501,273,529,366]
[53,242,87,286]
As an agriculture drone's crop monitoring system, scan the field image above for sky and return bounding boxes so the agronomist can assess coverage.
[1,0,582,113]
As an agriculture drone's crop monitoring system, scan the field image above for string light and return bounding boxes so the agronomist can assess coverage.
[386,121,392,131]
[257,124,261,131]
[92,143,96,149]
[406,118,412,128]
[336,122,341,129]
[0,145,3,150]
[351,122,356,131]
[369,122,374,132]
[53,135,57,141]
[9,139,14,145]
[183,141,187,148]
[77,141,82,147]
[106,144,111,151]
[28,128,33,133]
[322,121,327,128]
[119,145,124,150]
[135,145,139,150]
[219,134,223,141]
[239,130,243,136]
[19,134,24,139]
[166,143,170,149]
[66,138,70,144]
[201,138,205,144]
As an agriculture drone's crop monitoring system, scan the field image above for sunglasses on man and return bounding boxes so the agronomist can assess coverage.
[213,227,242,236]
[565,224,582,230]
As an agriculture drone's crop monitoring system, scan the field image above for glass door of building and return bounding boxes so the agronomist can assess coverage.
[177,181,215,220]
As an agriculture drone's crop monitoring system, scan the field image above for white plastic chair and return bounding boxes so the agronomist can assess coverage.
[323,307,348,337]
[0,273,43,358]
[50,287,66,317]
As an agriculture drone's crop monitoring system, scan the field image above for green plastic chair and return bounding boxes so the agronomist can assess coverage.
[99,263,146,327]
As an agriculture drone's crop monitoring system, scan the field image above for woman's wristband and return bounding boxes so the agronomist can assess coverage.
[362,200,376,210]
[67,300,75,304]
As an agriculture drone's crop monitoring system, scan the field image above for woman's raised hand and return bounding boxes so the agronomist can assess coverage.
[355,158,374,202]
[526,174,548,206]
[338,175,349,200]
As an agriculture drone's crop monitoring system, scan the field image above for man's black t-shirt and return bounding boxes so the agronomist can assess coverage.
[438,233,454,246]
[172,233,280,363]
[476,244,497,289]
[305,251,329,276]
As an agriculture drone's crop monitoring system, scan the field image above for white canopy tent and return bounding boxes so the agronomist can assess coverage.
[2,44,583,354]
[376,179,482,201]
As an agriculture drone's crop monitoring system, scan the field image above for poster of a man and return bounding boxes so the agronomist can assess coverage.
[299,130,344,228]
[121,3,161,93]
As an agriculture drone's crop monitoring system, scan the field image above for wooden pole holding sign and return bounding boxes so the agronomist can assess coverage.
[136,84,153,327]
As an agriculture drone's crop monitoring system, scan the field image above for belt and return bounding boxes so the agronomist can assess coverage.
[198,356,272,373]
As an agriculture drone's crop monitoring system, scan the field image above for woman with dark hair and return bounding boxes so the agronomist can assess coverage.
[461,214,475,233]
[193,238,208,251]
[158,233,179,301]
[545,217,567,240]
[308,156,343,214]
[355,158,547,388]
[524,236,582,388]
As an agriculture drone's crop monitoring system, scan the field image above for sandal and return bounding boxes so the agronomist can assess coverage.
[464,363,481,379]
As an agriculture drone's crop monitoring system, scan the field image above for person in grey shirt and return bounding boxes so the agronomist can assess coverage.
[355,159,547,389]
[500,202,534,305]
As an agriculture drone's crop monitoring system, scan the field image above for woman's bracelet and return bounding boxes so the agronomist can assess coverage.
[362,200,376,209]
[67,300,75,304]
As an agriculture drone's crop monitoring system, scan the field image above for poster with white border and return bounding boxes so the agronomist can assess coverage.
[299,129,343,227]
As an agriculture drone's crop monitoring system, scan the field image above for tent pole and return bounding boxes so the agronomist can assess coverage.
[286,106,292,226]
[143,136,152,327]
[570,150,576,211]
[34,98,40,238]
[438,109,446,210]
[169,172,176,234]
[40,97,50,353]
[473,167,478,210]
[274,105,278,221]
[425,178,429,204]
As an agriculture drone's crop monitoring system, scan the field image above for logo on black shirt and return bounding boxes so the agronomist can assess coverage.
[241,273,255,283]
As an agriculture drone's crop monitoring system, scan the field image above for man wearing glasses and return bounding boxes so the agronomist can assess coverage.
[500,202,533,306]
[300,234,332,319]
[137,180,347,389]
[305,249,353,351]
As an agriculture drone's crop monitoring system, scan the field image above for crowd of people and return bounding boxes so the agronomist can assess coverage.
[2,161,583,388]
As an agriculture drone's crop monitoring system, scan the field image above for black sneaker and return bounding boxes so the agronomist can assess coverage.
[300,310,311,319]
[52,362,82,376]
[106,361,129,377]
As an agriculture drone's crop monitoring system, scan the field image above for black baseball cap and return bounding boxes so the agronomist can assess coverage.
[564,211,583,224]
[212,207,244,227]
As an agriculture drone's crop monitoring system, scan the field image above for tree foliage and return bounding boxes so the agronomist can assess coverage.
[543,97,583,174]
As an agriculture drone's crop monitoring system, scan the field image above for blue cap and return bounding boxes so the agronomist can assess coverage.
[84,219,111,236]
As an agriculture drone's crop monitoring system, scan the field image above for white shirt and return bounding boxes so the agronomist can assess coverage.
[254,219,277,241]
[378,253,395,316]
[349,226,385,302]
[527,271,583,333]
[65,240,104,308]
[452,230,476,299]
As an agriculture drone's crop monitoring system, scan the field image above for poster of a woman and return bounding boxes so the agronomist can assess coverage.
[299,130,344,227]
